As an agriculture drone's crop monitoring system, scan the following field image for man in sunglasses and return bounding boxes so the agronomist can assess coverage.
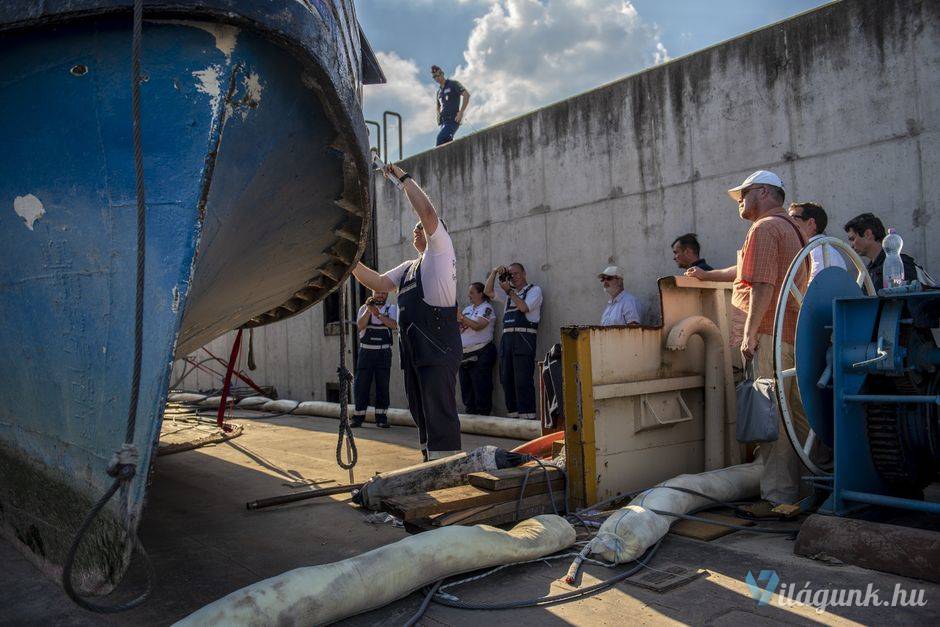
[597,265,641,326]
[431,65,470,146]
[787,202,846,281]
[352,163,462,461]
[724,170,809,509]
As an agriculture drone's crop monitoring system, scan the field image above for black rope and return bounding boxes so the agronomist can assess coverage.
[336,283,358,470]
[403,580,441,627]
[61,1,153,611]
[515,457,562,521]
[425,540,663,612]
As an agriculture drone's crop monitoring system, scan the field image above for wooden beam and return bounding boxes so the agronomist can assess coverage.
[383,477,565,521]
[467,465,563,491]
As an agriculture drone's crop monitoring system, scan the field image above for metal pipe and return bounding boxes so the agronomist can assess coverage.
[841,490,940,514]
[246,483,363,510]
[365,119,381,156]
[843,394,940,405]
[666,315,726,470]
[383,110,403,161]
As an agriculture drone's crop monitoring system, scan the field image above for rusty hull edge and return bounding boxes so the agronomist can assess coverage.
[0,441,128,595]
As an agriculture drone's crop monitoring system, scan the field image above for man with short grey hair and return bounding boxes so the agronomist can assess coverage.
[690,170,810,509]
[597,265,641,326]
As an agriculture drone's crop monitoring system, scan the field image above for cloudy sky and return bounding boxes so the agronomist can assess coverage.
[356,0,828,157]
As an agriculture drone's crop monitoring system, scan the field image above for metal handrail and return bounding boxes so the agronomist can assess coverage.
[365,119,381,156]
[383,110,403,162]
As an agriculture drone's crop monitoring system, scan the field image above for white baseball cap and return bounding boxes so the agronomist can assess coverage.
[727,170,784,201]
[598,265,622,278]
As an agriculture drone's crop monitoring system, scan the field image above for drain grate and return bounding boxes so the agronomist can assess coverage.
[625,564,706,593]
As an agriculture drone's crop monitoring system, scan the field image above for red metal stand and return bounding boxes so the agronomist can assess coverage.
[216,329,243,431]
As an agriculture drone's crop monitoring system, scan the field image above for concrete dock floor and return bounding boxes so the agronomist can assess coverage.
[1,413,938,625]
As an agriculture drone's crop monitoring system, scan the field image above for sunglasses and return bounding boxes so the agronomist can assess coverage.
[739,185,763,199]
[599,275,616,281]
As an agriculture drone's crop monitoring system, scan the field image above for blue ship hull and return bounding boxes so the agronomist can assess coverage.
[0,1,380,594]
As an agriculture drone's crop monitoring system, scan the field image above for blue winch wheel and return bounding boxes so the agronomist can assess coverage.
[794,266,868,448]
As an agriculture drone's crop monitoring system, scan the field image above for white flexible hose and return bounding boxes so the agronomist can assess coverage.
[588,461,763,564]
[174,515,576,626]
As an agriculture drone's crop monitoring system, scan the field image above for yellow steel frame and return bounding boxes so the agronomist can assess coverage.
[561,327,596,510]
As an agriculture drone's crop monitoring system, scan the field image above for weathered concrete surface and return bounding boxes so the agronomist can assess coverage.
[1,414,937,625]
[174,0,940,416]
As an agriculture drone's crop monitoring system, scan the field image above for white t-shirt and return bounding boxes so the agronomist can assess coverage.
[494,283,543,323]
[808,234,847,281]
[460,301,496,350]
[600,290,641,326]
[356,303,398,338]
[382,224,457,307]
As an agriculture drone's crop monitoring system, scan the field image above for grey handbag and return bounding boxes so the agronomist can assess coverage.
[735,358,780,443]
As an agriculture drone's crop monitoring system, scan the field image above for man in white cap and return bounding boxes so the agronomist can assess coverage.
[598,265,641,326]
[689,170,810,509]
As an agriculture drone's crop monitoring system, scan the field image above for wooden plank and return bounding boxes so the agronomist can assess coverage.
[403,518,435,535]
[669,512,753,541]
[455,491,566,527]
[431,505,493,527]
[466,465,563,491]
[383,477,566,521]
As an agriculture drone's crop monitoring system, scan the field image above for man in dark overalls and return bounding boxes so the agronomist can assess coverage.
[352,163,462,460]
[485,262,543,419]
[352,290,397,428]
[431,65,470,146]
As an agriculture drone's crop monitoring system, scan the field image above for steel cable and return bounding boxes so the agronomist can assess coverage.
[61,1,153,611]
[335,283,358,470]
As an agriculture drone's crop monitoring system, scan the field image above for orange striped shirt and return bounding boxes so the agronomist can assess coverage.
[731,210,808,344]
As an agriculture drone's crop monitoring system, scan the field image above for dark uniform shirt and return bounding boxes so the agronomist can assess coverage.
[437,79,465,124]
[691,258,713,271]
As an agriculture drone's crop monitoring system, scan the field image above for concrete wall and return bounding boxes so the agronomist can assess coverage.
[174,0,940,412]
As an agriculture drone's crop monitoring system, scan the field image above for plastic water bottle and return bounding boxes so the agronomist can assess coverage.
[882,228,905,288]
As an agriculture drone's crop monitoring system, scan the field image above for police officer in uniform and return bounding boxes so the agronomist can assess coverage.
[352,164,462,460]
[431,65,470,146]
[352,290,398,428]
[484,262,543,420]
[457,282,497,415]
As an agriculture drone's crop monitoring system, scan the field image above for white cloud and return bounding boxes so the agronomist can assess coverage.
[363,51,439,155]
[363,0,668,154]
[454,0,668,127]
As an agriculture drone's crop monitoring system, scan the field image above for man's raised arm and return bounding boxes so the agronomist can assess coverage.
[385,163,439,236]
[352,262,396,293]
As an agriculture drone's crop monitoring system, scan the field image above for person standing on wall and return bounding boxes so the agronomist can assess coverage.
[457,282,497,416]
[432,65,470,147]
[351,290,397,429]
[351,164,462,460]
[485,263,543,420]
